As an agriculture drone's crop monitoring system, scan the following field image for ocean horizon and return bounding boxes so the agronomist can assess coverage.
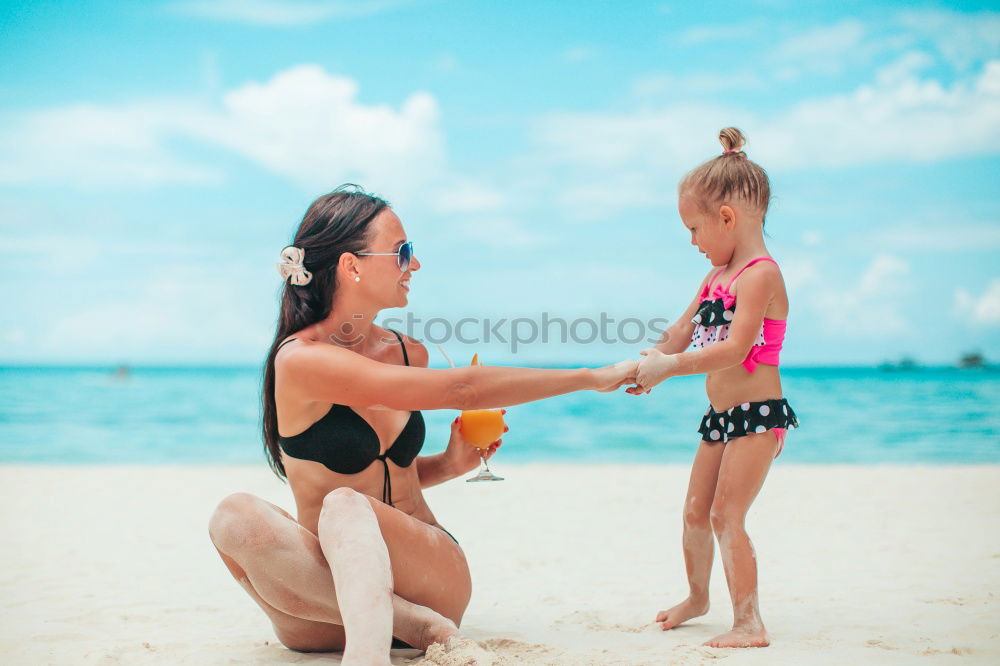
[2,365,997,466]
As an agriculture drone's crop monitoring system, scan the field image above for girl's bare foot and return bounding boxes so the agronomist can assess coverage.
[703,626,769,648]
[655,597,709,630]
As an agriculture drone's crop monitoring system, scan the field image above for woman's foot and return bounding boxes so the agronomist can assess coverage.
[655,597,709,630]
[392,598,460,651]
[422,637,504,665]
[417,617,461,651]
[703,626,769,648]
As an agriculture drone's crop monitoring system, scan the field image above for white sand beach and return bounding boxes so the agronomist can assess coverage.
[1,464,997,665]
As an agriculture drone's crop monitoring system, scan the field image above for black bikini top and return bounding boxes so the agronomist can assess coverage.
[276,329,425,506]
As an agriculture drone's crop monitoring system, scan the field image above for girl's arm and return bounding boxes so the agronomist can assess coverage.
[277,341,636,411]
[637,263,779,387]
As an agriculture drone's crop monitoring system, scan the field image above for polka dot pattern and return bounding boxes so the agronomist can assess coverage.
[697,398,799,444]
[689,298,766,350]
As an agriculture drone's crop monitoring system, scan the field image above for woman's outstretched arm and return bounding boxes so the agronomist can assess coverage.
[277,341,636,412]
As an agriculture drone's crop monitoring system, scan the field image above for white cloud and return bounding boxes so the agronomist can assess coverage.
[0,65,445,197]
[454,216,549,248]
[778,254,821,290]
[0,100,223,188]
[754,60,1000,169]
[0,232,222,276]
[770,19,871,78]
[0,234,103,275]
[534,103,732,172]
[530,104,731,219]
[955,279,1000,325]
[431,181,506,214]
[875,51,934,86]
[37,270,271,362]
[897,10,1000,71]
[682,9,998,82]
[812,254,911,336]
[189,65,445,196]
[533,59,1000,186]
[552,171,674,221]
[868,224,1000,252]
[167,0,409,26]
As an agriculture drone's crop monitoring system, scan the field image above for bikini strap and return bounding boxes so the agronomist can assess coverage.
[702,268,726,297]
[724,257,777,291]
[275,337,298,352]
[387,329,410,366]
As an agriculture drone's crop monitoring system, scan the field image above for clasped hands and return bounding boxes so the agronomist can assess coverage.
[618,348,681,396]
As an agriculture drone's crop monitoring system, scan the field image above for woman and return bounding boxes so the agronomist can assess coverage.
[208,185,637,665]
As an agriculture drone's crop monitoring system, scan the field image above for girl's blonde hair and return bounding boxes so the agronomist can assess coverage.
[679,127,771,219]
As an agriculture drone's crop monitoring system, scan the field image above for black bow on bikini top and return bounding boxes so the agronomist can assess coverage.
[692,298,736,328]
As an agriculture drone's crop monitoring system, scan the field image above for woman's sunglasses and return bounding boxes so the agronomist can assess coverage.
[356,241,414,272]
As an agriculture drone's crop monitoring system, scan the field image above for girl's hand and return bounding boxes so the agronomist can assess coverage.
[443,413,506,477]
[594,359,639,392]
[630,348,680,394]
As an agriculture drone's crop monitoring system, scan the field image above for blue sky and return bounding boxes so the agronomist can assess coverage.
[1,0,998,365]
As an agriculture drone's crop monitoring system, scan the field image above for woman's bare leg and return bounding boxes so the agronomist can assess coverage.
[213,546,347,652]
[208,492,463,654]
[705,430,779,648]
[657,440,725,629]
[317,488,393,665]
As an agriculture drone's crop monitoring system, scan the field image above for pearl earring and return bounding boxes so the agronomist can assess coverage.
[354,276,361,282]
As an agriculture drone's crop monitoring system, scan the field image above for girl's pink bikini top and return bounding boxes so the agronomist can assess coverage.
[689,257,786,373]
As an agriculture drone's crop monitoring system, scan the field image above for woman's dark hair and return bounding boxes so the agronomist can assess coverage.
[262,184,390,480]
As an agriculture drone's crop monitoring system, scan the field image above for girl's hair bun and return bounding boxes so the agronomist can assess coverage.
[679,126,770,217]
[719,127,746,155]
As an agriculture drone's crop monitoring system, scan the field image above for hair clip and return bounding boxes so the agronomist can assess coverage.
[277,246,313,286]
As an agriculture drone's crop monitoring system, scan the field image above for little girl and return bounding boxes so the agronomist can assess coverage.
[632,127,798,648]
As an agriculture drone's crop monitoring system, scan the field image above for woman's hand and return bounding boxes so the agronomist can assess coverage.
[593,359,639,392]
[443,413,506,477]
[629,348,681,394]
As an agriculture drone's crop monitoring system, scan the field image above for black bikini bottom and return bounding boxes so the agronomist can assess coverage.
[438,525,458,545]
[698,398,798,444]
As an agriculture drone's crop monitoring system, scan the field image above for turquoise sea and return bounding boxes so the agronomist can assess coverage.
[0,366,997,465]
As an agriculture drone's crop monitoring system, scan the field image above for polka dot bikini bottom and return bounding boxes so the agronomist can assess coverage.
[698,398,798,444]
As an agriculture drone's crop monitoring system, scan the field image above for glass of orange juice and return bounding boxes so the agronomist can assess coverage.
[461,353,505,482]
[461,408,505,482]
